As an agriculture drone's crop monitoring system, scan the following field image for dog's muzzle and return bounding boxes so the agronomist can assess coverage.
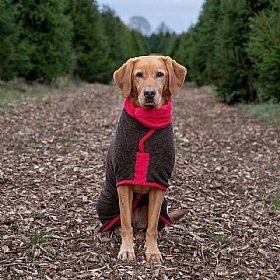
[144,88,156,104]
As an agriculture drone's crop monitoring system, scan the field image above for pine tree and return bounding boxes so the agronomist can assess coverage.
[101,6,130,69]
[247,0,280,102]
[13,0,73,82]
[173,31,192,69]
[193,0,221,85]
[212,0,255,103]
[0,0,32,80]
[129,29,148,57]
[66,0,112,83]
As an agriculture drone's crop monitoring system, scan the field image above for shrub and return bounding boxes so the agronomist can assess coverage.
[15,0,73,82]
[247,1,280,102]
[0,0,32,80]
[66,0,113,83]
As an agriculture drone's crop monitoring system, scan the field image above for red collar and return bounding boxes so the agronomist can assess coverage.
[124,97,172,129]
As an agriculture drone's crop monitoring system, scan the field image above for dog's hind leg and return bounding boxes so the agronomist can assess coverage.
[117,185,135,261]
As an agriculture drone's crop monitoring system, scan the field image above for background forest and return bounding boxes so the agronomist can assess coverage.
[0,0,279,104]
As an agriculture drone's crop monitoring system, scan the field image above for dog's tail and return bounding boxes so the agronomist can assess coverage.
[169,209,187,223]
[158,209,187,231]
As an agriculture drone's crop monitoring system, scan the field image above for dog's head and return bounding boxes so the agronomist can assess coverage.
[114,56,187,109]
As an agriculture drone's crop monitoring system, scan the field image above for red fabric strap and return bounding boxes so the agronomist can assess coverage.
[138,129,155,152]
[132,193,141,210]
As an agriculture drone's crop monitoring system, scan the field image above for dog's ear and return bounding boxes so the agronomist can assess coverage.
[165,56,187,96]
[113,58,134,98]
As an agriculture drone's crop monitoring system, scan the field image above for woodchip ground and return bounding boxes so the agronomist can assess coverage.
[0,84,279,279]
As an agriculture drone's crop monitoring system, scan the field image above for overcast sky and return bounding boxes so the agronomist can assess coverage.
[97,0,205,34]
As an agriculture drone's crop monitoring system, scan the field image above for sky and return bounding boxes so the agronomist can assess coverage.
[96,0,205,34]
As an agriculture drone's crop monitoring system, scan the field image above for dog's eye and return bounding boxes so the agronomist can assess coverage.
[135,72,143,78]
[156,71,164,78]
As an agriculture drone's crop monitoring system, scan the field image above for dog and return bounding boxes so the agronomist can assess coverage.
[96,56,187,263]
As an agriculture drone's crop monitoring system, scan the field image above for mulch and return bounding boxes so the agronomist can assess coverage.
[0,83,279,279]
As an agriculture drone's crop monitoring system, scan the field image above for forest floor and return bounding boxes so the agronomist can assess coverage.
[0,83,280,279]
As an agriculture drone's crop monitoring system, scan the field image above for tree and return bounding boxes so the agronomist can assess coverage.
[66,0,112,83]
[101,6,148,70]
[156,22,173,35]
[147,22,174,55]
[101,6,132,69]
[129,16,151,36]
[0,0,32,80]
[13,0,73,82]
[247,0,280,102]
[190,0,221,85]
[209,0,255,103]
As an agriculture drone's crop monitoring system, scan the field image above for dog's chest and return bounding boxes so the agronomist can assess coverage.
[107,109,175,189]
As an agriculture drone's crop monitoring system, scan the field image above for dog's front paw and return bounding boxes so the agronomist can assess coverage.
[118,249,136,261]
[145,250,162,263]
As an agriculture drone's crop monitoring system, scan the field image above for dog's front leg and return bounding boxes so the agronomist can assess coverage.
[145,187,165,263]
[117,185,135,261]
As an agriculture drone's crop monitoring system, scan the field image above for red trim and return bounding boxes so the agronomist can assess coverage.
[116,180,167,191]
[102,215,120,232]
[132,193,141,210]
[102,213,172,232]
[138,130,155,152]
[159,215,173,227]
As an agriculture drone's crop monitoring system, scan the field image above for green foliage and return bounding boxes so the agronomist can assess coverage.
[247,0,280,102]
[0,0,279,104]
[130,30,148,57]
[173,32,192,68]
[212,0,256,103]
[172,0,278,104]
[209,233,231,246]
[238,103,280,127]
[66,0,112,83]
[101,6,129,69]
[191,0,221,85]
[101,6,148,71]
[28,228,46,247]
[14,0,73,82]
[0,0,32,80]
[147,28,176,55]
[0,0,148,84]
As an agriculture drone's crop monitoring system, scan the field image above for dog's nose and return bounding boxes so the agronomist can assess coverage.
[144,88,156,99]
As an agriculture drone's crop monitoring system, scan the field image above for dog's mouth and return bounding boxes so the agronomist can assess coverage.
[144,98,155,105]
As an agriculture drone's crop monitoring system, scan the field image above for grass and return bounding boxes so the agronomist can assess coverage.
[25,229,56,263]
[59,137,77,144]
[0,80,50,106]
[26,228,46,262]
[272,197,280,212]
[198,84,280,128]
[59,137,76,155]
[0,77,85,106]
[15,138,46,150]
[268,191,280,216]
[209,233,231,246]
[200,84,218,96]
[237,103,280,127]
[27,228,46,247]
[266,189,280,216]
[202,226,231,247]
[9,266,25,278]
[2,80,279,128]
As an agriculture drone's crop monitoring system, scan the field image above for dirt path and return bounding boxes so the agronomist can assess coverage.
[0,84,279,279]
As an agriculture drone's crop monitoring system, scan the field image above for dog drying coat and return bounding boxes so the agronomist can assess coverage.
[96,97,175,232]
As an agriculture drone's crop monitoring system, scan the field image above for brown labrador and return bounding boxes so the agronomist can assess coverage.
[97,56,187,263]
